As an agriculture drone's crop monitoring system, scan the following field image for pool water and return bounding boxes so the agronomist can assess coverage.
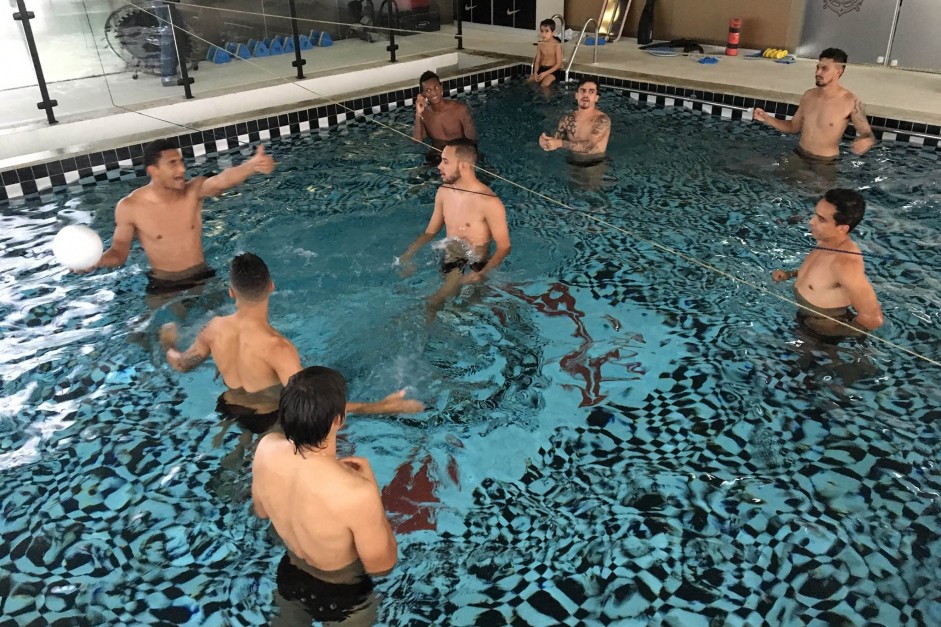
[1,79,940,626]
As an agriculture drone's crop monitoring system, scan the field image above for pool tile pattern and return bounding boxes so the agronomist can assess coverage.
[2,62,940,204]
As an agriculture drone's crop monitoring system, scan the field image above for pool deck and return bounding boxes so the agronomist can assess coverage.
[2,23,939,175]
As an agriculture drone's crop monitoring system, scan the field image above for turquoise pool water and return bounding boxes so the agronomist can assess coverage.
[1,79,940,625]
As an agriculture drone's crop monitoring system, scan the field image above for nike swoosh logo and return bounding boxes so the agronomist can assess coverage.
[507,9,519,15]
[464,3,475,9]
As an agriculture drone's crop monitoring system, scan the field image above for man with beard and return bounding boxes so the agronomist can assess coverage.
[539,77,611,163]
[86,138,275,295]
[771,188,883,337]
[412,71,478,149]
[399,139,510,318]
[752,48,876,162]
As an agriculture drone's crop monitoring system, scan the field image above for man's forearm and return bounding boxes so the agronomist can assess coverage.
[346,400,386,415]
[413,117,425,141]
[211,162,259,191]
[167,348,209,372]
[97,248,126,268]
[763,116,795,134]
[478,245,511,276]
[402,233,435,260]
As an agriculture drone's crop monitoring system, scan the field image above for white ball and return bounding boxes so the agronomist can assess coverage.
[52,225,103,271]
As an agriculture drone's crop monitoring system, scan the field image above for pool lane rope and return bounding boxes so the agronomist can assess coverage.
[99,2,939,370]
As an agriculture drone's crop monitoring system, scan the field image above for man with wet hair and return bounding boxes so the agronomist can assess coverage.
[412,70,478,148]
[400,139,511,318]
[87,138,275,295]
[161,253,422,433]
[772,188,883,336]
[753,48,876,161]
[539,77,611,162]
[253,366,397,624]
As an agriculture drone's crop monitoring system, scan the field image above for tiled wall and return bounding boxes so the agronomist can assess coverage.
[3,62,940,203]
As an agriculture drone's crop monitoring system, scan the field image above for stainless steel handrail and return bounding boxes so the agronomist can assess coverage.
[610,0,634,43]
[564,18,600,83]
[595,0,612,38]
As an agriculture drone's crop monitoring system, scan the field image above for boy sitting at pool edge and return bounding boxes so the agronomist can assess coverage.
[531,19,563,88]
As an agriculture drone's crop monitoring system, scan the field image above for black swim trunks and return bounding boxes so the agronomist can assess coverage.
[275,553,376,624]
[441,258,487,275]
[793,145,839,164]
[216,393,279,434]
[537,65,562,82]
[146,263,216,295]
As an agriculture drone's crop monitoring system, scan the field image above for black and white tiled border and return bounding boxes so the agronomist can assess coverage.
[4,63,941,202]
[0,65,519,203]
[569,70,941,150]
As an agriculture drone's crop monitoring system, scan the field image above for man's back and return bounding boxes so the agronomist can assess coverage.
[206,313,296,392]
[253,431,397,576]
[254,433,366,571]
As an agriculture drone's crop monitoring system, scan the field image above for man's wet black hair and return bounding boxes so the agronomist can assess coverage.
[419,70,440,90]
[279,366,347,452]
[820,47,848,76]
[446,137,478,165]
[825,188,865,232]
[230,252,271,301]
[577,77,600,92]
[143,139,180,168]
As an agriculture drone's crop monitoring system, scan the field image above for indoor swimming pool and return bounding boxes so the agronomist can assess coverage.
[1,78,939,625]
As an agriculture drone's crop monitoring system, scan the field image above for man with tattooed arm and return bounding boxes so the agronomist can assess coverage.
[539,77,611,163]
[752,47,876,161]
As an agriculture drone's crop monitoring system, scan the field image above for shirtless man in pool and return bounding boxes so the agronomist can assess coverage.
[253,366,397,624]
[752,48,876,161]
[160,253,423,432]
[771,188,883,337]
[89,138,275,295]
[399,139,511,318]
[412,71,478,149]
[538,77,611,162]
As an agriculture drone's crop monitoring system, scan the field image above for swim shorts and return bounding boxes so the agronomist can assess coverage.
[440,258,487,275]
[216,393,279,434]
[146,263,216,295]
[275,553,376,624]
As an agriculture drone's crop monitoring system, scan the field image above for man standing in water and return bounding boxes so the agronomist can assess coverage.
[89,139,275,295]
[752,48,876,161]
[399,139,511,318]
[539,77,611,162]
[412,71,478,148]
[160,253,423,431]
[253,366,397,624]
[771,189,883,337]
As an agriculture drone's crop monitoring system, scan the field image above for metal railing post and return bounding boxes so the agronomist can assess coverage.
[379,0,399,62]
[288,0,306,78]
[454,0,463,50]
[165,2,194,99]
[12,0,57,124]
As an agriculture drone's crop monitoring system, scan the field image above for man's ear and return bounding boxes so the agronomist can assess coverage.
[229,286,236,299]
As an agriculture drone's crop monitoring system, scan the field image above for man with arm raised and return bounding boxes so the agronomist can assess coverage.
[161,253,422,433]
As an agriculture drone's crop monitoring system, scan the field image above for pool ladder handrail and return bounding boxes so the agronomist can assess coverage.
[606,0,634,43]
[532,13,567,76]
[563,18,601,83]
